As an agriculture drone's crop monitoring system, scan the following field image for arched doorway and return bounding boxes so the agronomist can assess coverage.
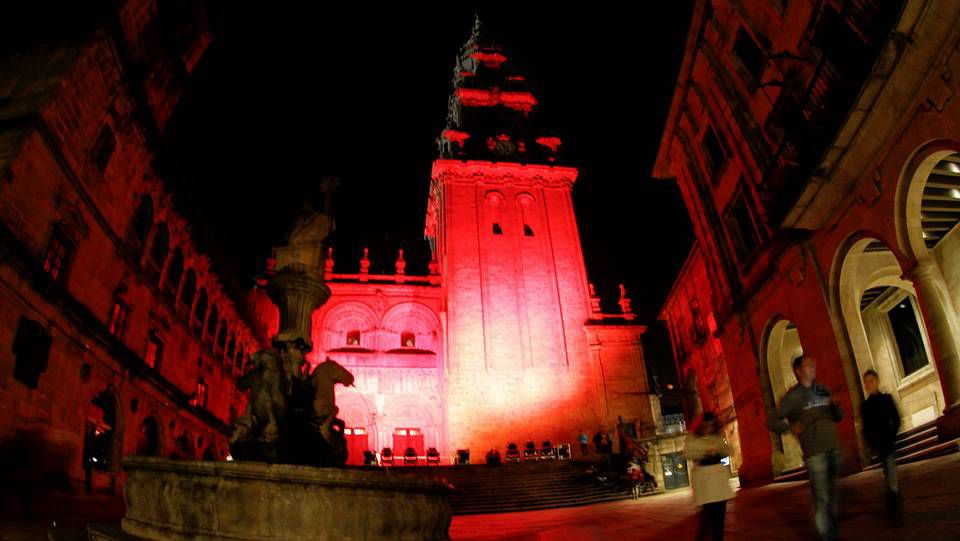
[136,416,162,456]
[336,391,374,466]
[898,148,960,414]
[382,396,439,460]
[836,237,942,433]
[83,390,118,471]
[763,319,805,474]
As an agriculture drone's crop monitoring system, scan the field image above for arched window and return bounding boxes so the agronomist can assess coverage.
[346,330,361,346]
[164,248,184,303]
[401,332,416,348]
[486,191,504,236]
[206,305,219,342]
[192,289,208,337]
[517,194,537,239]
[216,320,228,353]
[179,269,197,316]
[128,196,153,255]
[226,333,236,363]
[235,346,245,373]
[149,224,169,272]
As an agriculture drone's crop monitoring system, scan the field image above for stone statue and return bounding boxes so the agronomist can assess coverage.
[274,180,338,274]
[275,332,310,380]
[229,349,290,463]
[310,358,355,445]
[230,337,356,467]
[230,196,354,467]
[285,202,334,246]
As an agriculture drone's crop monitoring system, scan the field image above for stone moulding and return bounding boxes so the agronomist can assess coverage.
[114,456,452,541]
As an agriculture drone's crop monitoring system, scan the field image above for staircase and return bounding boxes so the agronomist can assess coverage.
[383,460,641,515]
[773,418,959,482]
[863,419,959,470]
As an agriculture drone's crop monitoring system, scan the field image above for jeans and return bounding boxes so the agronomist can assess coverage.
[805,449,841,541]
[881,453,898,493]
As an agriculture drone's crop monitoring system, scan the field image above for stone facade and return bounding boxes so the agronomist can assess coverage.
[246,20,660,463]
[659,242,743,474]
[655,0,960,484]
[0,1,260,495]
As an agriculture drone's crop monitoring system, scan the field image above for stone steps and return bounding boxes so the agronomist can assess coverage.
[774,418,957,482]
[864,438,960,470]
[382,460,643,515]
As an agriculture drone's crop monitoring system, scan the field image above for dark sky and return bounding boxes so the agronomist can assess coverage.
[157,4,695,395]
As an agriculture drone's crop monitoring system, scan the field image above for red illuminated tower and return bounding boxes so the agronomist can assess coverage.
[309,18,653,463]
[427,18,614,452]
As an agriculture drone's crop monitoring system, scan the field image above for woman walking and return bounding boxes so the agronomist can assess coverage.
[684,412,734,541]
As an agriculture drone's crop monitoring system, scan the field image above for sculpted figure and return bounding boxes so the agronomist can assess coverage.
[229,349,289,461]
[310,357,355,445]
[285,202,333,246]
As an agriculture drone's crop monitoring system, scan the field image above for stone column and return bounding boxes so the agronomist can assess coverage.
[906,260,960,439]
[907,261,960,406]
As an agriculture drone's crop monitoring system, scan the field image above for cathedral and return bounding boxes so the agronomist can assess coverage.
[250,19,659,464]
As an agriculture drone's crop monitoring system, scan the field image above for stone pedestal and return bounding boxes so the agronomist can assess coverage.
[96,457,451,541]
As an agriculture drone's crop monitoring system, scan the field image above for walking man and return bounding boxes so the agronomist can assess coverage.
[861,369,902,523]
[767,356,843,541]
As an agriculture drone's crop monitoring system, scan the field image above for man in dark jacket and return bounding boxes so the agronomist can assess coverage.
[861,369,902,521]
[767,356,843,541]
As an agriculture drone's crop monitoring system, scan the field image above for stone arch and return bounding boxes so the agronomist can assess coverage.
[516,192,538,236]
[215,318,228,354]
[147,222,169,273]
[127,195,153,255]
[759,317,805,475]
[380,302,441,353]
[485,190,505,235]
[178,268,197,316]
[163,247,184,301]
[336,391,374,429]
[833,233,943,433]
[318,301,378,351]
[205,304,219,343]
[895,140,960,264]
[895,140,960,411]
[382,394,441,452]
[192,288,208,337]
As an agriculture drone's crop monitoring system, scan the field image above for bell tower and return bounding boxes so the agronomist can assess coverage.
[427,18,604,453]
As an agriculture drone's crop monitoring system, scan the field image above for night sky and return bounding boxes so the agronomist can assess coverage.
[157,5,695,395]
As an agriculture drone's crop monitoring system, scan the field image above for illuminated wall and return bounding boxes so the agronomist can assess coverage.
[258,20,656,461]
[433,160,609,455]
